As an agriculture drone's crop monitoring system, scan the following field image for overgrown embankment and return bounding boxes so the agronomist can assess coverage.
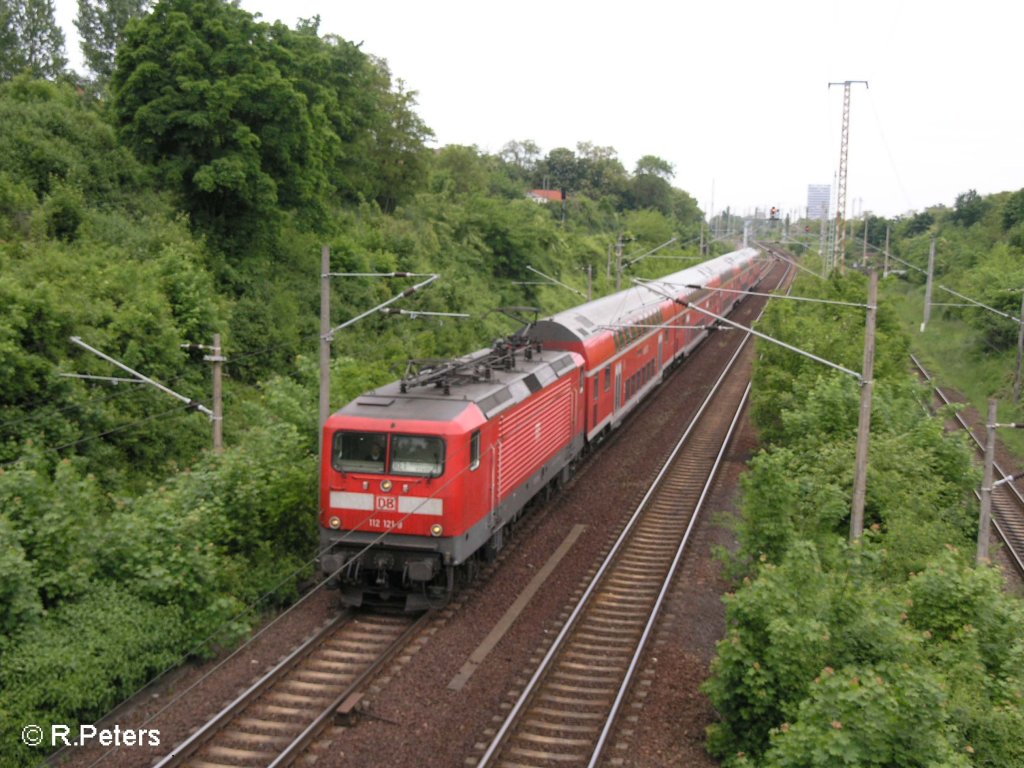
[703,266,1024,767]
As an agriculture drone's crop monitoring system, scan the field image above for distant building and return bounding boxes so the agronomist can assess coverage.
[807,184,830,220]
[528,189,563,204]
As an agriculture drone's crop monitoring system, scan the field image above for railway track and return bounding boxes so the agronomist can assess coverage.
[153,610,428,768]
[473,310,762,767]
[911,354,1024,576]
[84,256,791,768]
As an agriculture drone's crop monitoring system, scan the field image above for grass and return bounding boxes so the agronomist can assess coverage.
[881,275,1024,458]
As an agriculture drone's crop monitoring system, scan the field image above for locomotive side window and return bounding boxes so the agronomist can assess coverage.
[392,435,445,477]
[604,366,611,391]
[470,431,481,471]
[333,431,387,473]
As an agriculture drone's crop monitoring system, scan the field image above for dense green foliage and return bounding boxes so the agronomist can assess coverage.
[0,2,717,761]
[4,1,1023,764]
[703,262,1024,767]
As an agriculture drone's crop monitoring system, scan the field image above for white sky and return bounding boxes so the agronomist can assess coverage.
[54,0,1024,220]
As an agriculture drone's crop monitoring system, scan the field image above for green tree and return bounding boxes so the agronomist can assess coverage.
[362,70,433,212]
[898,208,936,238]
[630,155,675,214]
[0,2,16,66]
[74,0,150,84]
[537,146,581,193]
[431,144,494,197]
[499,138,541,179]
[575,142,629,203]
[0,0,66,79]
[960,243,1024,349]
[1001,187,1024,230]
[669,187,702,227]
[630,172,673,214]
[269,19,431,215]
[111,0,331,256]
[952,188,988,228]
[634,153,674,180]
[0,77,141,201]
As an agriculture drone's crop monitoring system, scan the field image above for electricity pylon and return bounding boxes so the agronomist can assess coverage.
[828,80,868,273]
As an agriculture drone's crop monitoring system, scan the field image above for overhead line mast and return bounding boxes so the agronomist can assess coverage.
[828,79,868,273]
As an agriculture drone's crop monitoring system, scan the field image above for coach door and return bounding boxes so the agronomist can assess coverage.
[614,362,623,413]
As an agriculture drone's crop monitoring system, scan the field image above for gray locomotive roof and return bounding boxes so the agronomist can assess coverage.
[336,348,579,423]
[530,247,759,343]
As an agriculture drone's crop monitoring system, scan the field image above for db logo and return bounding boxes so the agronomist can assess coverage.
[376,496,398,512]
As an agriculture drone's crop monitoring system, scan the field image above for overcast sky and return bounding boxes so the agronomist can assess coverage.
[54,0,1023,220]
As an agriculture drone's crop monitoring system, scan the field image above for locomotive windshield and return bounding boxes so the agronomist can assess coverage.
[331,431,444,476]
[332,431,387,473]
[391,435,445,477]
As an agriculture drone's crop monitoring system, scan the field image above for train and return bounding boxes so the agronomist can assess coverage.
[318,247,767,610]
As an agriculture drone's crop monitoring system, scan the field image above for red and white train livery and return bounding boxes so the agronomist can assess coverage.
[318,247,765,609]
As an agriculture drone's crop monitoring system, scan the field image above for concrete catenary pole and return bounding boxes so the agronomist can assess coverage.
[921,235,936,332]
[1015,291,1024,402]
[615,235,624,291]
[977,399,997,564]
[883,225,890,278]
[850,268,878,540]
[862,214,869,267]
[208,333,224,453]
[319,245,331,467]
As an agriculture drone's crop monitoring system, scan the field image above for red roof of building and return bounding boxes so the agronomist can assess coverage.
[528,189,563,202]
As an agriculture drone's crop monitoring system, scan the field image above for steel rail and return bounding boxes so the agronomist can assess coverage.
[152,614,348,768]
[588,379,752,767]
[155,611,428,768]
[475,332,753,768]
[476,259,793,768]
[268,613,430,767]
[910,354,1024,576]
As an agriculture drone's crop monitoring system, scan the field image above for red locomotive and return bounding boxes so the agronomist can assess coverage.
[319,247,766,610]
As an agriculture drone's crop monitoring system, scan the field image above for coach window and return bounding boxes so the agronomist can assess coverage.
[470,431,481,471]
[333,431,387,473]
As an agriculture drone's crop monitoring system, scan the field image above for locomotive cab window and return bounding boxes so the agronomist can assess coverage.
[392,435,445,477]
[469,431,481,471]
[332,431,387,473]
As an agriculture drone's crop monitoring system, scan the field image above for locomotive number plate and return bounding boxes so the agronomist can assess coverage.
[367,518,404,530]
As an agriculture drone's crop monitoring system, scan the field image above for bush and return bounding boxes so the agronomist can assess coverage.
[0,586,189,766]
[762,662,970,767]
[703,264,1024,767]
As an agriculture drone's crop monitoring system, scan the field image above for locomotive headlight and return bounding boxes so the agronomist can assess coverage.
[381,479,393,492]
[430,523,444,537]
[328,516,341,529]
